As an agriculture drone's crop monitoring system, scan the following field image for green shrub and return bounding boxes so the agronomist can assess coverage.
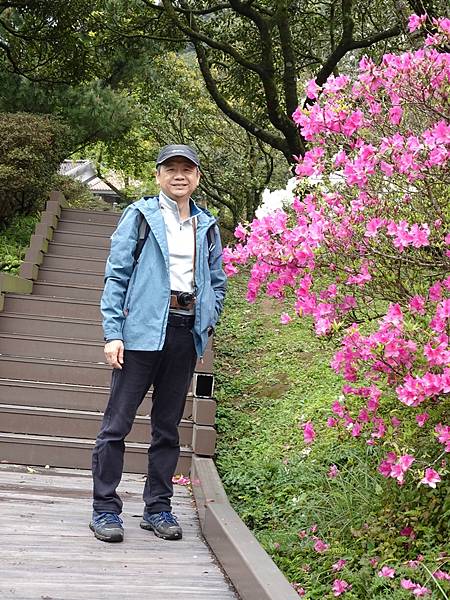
[0,213,39,273]
[51,174,112,211]
[0,112,72,225]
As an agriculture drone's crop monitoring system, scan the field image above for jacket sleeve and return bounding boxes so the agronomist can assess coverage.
[209,225,227,328]
[101,205,140,341]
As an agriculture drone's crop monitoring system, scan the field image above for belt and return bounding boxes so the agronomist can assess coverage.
[170,290,195,311]
[167,312,195,327]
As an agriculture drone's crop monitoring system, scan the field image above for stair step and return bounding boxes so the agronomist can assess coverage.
[52,230,111,248]
[0,333,210,373]
[30,281,103,302]
[4,294,100,320]
[0,332,104,362]
[61,208,120,225]
[47,241,109,260]
[0,432,192,474]
[0,355,110,386]
[57,219,116,236]
[0,379,193,418]
[42,254,106,274]
[0,313,102,340]
[0,404,193,446]
[37,266,104,286]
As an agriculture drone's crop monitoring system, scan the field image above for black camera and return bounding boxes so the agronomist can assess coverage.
[176,291,196,307]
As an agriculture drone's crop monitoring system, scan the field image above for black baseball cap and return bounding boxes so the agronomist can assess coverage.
[156,144,200,168]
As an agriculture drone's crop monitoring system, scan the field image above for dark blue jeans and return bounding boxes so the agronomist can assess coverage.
[92,314,197,515]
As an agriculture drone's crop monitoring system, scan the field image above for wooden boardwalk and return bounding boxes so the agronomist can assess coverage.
[0,464,238,600]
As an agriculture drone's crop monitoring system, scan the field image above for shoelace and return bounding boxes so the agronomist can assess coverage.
[151,511,178,526]
[94,512,123,527]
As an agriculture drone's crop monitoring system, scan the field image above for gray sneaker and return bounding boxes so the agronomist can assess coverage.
[89,511,124,543]
[140,511,182,540]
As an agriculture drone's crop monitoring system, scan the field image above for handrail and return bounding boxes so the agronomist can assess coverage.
[191,456,299,600]
[19,190,67,281]
[0,190,67,312]
[0,272,33,311]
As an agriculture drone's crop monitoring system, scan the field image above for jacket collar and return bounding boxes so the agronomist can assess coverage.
[134,195,215,230]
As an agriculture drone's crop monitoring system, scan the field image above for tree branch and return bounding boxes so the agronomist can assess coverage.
[193,40,289,156]
[275,2,299,117]
[160,0,264,76]
[347,24,402,50]
[175,3,231,15]
[308,17,401,100]
[228,0,305,158]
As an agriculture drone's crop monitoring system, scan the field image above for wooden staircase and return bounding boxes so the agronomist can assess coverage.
[0,200,217,474]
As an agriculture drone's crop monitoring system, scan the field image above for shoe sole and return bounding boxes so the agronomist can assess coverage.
[89,522,124,543]
[140,520,182,540]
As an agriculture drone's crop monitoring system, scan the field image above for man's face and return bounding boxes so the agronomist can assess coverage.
[156,156,200,204]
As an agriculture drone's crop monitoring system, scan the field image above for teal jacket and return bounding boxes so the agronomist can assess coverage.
[101,196,227,357]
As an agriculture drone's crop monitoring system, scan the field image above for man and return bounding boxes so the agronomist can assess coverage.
[90,144,227,543]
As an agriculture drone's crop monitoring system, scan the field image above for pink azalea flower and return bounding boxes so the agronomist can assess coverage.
[292,583,306,596]
[401,579,417,590]
[400,526,416,539]
[224,263,239,276]
[408,14,427,32]
[380,161,394,177]
[234,223,248,240]
[433,570,450,581]
[420,468,441,488]
[313,538,329,553]
[391,416,402,428]
[416,413,429,427]
[408,295,426,315]
[378,566,396,578]
[389,105,403,125]
[332,401,346,417]
[306,78,320,100]
[429,281,443,301]
[303,421,316,444]
[328,464,340,478]
[332,559,347,572]
[435,423,450,452]
[412,585,431,596]
[332,579,352,596]
[280,312,292,325]
[172,475,190,485]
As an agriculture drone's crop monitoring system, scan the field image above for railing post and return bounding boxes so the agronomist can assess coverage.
[192,336,218,457]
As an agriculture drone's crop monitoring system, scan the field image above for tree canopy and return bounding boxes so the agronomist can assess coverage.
[127,0,446,162]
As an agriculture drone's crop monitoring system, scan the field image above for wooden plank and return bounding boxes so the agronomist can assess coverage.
[0,464,238,600]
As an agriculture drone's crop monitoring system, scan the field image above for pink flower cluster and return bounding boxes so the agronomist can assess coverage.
[224,17,449,490]
[401,579,431,596]
[332,579,352,596]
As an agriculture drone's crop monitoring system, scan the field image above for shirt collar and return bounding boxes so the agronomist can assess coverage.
[159,191,200,222]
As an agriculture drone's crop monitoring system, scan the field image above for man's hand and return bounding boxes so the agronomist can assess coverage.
[104,340,124,369]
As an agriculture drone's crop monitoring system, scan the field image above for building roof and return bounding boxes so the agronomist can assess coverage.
[59,160,137,197]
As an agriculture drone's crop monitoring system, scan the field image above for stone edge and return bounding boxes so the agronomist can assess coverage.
[18,190,67,282]
[191,456,299,600]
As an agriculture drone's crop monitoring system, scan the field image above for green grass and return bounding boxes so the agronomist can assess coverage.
[213,274,450,599]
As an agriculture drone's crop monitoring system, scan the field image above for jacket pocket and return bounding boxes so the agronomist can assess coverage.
[123,268,138,316]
